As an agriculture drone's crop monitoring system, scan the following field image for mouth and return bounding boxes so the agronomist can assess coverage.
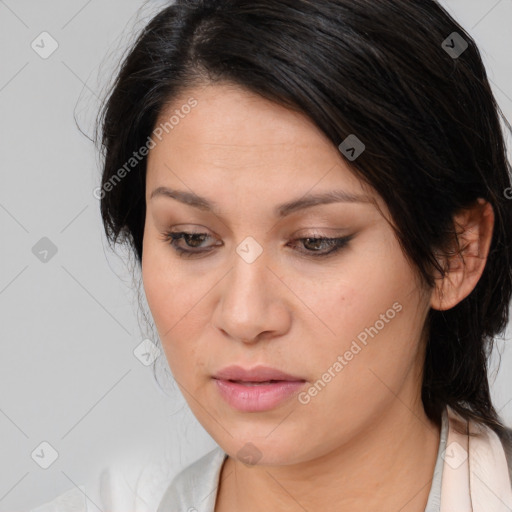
[211,365,306,412]
[225,379,293,385]
[213,364,305,383]
[213,376,306,412]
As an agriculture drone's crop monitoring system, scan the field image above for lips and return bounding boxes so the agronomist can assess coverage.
[213,365,305,383]
[229,380,279,385]
[212,365,307,411]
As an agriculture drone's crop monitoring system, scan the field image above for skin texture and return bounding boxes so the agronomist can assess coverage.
[141,83,494,511]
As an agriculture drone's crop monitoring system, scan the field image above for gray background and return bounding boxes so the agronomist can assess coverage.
[0,0,511,510]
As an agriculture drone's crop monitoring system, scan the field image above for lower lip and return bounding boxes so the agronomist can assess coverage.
[214,378,306,412]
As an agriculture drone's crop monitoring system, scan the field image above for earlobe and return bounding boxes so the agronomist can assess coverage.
[430,199,494,311]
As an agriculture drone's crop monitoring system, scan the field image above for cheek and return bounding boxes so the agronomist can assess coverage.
[303,241,418,348]
[142,238,183,349]
[141,236,212,383]
[301,238,426,400]
[142,243,173,329]
[142,228,196,326]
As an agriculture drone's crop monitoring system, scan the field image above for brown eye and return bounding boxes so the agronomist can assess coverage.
[162,231,220,257]
[161,231,353,259]
[288,235,354,257]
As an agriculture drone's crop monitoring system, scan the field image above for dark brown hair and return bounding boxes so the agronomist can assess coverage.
[96,0,512,436]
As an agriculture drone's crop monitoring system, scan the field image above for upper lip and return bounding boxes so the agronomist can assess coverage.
[213,365,305,382]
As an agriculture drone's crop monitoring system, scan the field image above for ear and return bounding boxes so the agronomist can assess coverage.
[430,199,494,311]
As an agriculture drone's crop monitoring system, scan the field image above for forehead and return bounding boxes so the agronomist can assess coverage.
[151,84,336,162]
[146,83,372,201]
[155,82,328,146]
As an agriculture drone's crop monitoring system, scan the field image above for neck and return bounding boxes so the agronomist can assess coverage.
[216,401,441,512]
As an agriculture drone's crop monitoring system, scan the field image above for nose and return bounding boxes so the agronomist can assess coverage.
[211,246,291,345]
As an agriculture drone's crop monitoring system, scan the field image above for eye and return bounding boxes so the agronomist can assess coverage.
[161,231,220,257]
[160,230,353,259]
[287,235,353,258]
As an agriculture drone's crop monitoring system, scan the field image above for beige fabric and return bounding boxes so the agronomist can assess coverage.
[441,406,512,512]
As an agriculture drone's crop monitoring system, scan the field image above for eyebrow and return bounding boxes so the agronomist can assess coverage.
[150,186,371,218]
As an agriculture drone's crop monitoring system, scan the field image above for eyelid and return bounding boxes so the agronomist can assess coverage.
[161,228,354,259]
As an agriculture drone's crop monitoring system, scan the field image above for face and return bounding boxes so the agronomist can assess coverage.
[142,83,432,465]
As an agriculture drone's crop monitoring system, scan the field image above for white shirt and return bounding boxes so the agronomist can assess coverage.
[29,452,177,512]
[31,407,512,512]
[156,408,449,512]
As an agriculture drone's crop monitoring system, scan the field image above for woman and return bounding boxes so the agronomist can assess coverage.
[34,0,512,510]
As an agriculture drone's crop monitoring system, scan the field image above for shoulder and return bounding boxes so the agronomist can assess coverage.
[156,446,228,512]
[469,414,512,488]
[29,486,89,512]
[497,424,512,485]
[28,454,178,512]
[445,406,512,489]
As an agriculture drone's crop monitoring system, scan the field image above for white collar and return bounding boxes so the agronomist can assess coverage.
[441,405,512,511]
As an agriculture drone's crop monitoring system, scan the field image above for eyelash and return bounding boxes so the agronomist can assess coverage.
[161,231,353,259]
